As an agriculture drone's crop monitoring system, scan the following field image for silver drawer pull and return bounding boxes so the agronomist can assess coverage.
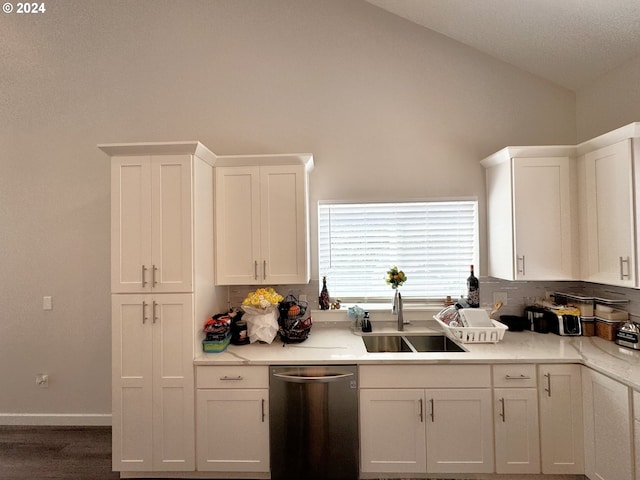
[505,374,531,380]
[220,375,243,381]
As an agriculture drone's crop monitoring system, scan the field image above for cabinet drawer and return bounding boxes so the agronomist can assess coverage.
[493,364,537,388]
[196,366,269,389]
[359,364,491,388]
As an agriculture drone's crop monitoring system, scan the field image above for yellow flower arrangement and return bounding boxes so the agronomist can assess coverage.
[386,266,407,289]
[242,287,284,309]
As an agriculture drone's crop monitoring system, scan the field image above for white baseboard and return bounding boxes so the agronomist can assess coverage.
[0,413,112,426]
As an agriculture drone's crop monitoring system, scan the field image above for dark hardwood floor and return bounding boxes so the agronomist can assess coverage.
[0,426,119,480]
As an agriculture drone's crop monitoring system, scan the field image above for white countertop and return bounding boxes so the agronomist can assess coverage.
[194,320,640,390]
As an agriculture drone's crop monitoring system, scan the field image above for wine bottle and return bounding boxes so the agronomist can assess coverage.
[319,276,331,310]
[467,265,479,308]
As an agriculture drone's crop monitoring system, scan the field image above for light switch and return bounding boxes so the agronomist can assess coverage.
[43,296,53,311]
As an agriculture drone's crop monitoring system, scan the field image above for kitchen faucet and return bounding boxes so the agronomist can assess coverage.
[394,292,405,331]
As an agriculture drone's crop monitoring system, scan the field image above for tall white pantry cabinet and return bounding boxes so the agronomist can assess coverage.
[99,142,219,473]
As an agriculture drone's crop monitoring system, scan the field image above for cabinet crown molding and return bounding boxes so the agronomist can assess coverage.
[481,121,640,166]
[215,153,314,171]
[481,146,575,167]
[98,141,217,166]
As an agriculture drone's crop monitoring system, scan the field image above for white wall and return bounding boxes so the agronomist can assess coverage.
[0,0,576,419]
[576,52,640,142]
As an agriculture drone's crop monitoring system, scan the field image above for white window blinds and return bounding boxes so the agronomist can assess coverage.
[318,201,478,301]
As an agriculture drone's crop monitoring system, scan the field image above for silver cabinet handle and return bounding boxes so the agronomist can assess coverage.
[261,398,266,423]
[142,301,148,324]
[220,375,243,381]
[141,265,148,287]
[499,398,506,422]
[152,301,158,323]
[517,255,526,276]
[263,260,266,280]
[429,399,435,422]
[544,372,551,397]
[505,374,531,380]
[254,260,258,280]
[419,398,424,422]
[620,256,630,280]
[152,265,158,286]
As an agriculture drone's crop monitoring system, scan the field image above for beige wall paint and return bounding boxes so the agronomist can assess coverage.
[576,52,640,142]
[0,0,575,418]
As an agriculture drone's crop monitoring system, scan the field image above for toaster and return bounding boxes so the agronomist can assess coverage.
[524,305,582,336]
[616,321,640,350]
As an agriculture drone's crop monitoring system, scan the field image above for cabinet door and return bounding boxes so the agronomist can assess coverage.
[494,388,540,474]
[260,165,309,284]
[151,294,195,471]
[360,389,426,474]
[111,157,153,293]
[111,155,193,293]
[583,139,635,286]
[112,295,153,470]
[582,367,633,480]
[425,389,494,474]
[149,155,193,293]
[112,294,194,472]
[214,166,261,285]
[538,364,584,474]
[196,389,269,472]
[512,157,574,280]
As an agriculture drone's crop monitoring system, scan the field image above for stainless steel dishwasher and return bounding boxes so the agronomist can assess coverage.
[269,365,359,480]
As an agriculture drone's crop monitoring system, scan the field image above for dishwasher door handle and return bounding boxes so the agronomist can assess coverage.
[272,372,354,383]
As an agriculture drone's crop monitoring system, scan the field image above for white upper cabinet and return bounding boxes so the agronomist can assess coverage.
[579,138,636,287]
[482,147,577,281]
[214,154,313,285]
[109,152,194,293]
[104,142,218,294]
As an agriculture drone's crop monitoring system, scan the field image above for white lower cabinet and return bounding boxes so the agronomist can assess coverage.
[582,366,633,480]
[195,366,269,473]
[111,294,195,472]
[359,389,426,473]
[425,388,494,474]
[493,364,540,474]
[359,365,494,475]
[538,364,584,474]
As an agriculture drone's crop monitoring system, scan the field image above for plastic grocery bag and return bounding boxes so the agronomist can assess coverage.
[242,305,279,344]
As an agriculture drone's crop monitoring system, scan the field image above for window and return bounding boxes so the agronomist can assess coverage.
[318,200,478,303]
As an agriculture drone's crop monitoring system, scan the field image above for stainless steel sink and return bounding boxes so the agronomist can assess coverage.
[362,335,413,353]
[404,335,466,352]
[362,334,466,353]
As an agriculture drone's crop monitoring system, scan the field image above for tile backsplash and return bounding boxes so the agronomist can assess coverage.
[223,277,640,320]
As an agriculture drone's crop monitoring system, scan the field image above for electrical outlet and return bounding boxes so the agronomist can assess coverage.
[36,374,49,388]
[43,296,53,311]
[493,292,508,306]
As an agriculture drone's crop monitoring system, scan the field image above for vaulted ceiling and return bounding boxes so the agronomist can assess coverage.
[365,0,640,91]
